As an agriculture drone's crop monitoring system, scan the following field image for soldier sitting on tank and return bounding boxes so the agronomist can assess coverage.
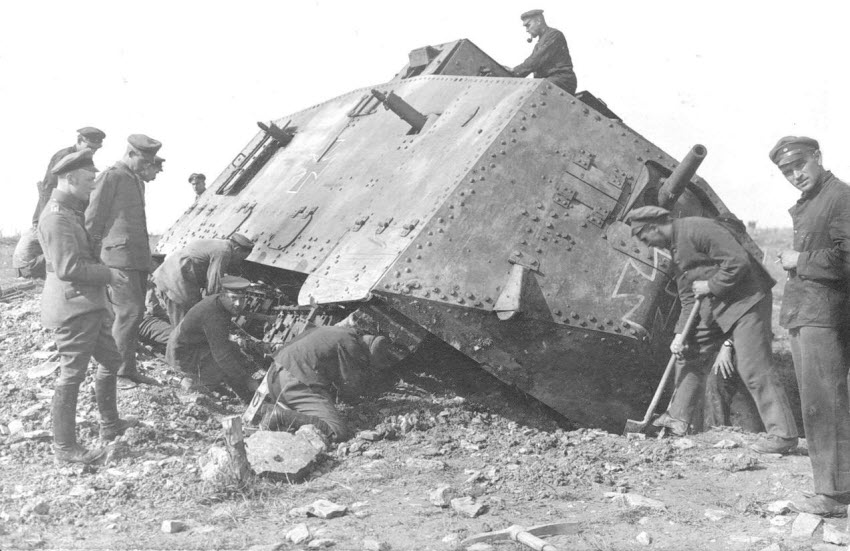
[165,275,259,401]
[258,326,393,442]
[511,9,577,95]
[152,233,254,327]
[625,206,798,454]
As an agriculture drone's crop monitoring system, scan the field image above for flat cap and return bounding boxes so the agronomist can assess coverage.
[127,134,162,159]
[220,275,251,292]
[521,9,544,19]
[77,127,106,144]
[624,205,671,235]
[52,149,98,175]
[769,136,819,166]
[188,173,206,183]
[229,232,255,249]
[361,334,393,370]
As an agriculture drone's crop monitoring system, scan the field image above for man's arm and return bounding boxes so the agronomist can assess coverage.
[84,170,118,259]
[205,248,232,295]
[39,214,112,285]
[701,223,752,298]
[203,313,252,374]
[796,192,850,281]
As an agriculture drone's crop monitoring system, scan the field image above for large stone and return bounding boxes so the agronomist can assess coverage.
[286,523,311,544]
[713,439,739,449]
[791,512,823,539]
[307,499,348,519]
[429,485,457,508]
[404,458,446,471]
[450,496,486,518]
[636,532,652,546]
[296,425,329,453]
[8,419,23,435]
[198,446,231,482]
[161,520,187,533]
[822,523,850,545]
[245,431,321,480]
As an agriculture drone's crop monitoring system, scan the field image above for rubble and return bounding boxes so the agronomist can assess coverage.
[286,523,311,544]
[362,537,391,551]
[766,500,794,514]
[307,539,336,549]
[161,520,187,533]
[244,431,321,480]
[672,438,696,450]
[635,531,652,545]
[296,424,329,452]
[404,458,446,471]
[713,439,739,449]
[465,544,494,551]
[307,499,348,519]
[450,496,486,518]
[198,445,230,481]
[429,484,457,507]
[20,500,49,517]
[704,509,730,522]
[606,492,667,510]
[822,524,850,545]
[727,535,765,544]
[791,513,824,539]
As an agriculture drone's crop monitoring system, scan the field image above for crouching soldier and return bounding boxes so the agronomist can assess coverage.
[38,150,137,464]
[165,275,259,400]
[259,326,392,442]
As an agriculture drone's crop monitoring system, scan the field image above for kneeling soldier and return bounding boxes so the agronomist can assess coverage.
[38,150,137,464]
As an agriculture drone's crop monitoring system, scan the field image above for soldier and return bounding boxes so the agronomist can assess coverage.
[188,173,206,197]
[32,127,105,226]
[86,134,162,389]
[37,149,137,464]
[511,9,577,95]
[771,137,850,516]
[152,233,254,326]
[140,156,165,183]
[625,206,798,453]
[12,227,45,279]
[165,276,259,400]
[259,326,392,442]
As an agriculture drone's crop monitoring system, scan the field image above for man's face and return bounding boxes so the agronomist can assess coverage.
[127,151,153,175]
[139,163,157,182]
[78,137,103,151]
[779,152,825,195]
[70,169,98,199]
[223,291,247,315]
[192,179,206,195]
[635,224,669,249]
[523,16,544,38]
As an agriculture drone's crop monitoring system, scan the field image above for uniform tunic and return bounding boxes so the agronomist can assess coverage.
[666,217,797,439]
[780,172,850,497]
[152,239,238,325]
[12,227,45,278]
[265,327,370,441]
[37,189,121,385]
[85,161,152,378]
[165,294,254,399]
[512,26,577,94]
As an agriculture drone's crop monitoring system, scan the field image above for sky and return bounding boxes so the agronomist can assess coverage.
[1,0,848,237]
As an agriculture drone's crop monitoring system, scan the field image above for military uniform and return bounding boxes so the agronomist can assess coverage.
[32,145,75,226]
[512,26,577,94]
[86,136,159,383]
[781,171,850,499]
[152,238,245,326]
[662,217,798,440]
[12,226,45,279]
[165,294,255,399]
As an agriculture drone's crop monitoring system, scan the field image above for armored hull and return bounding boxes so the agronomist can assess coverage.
[158,39,740,431]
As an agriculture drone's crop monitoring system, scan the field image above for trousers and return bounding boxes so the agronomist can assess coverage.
[54,310,121,385]
[271,370,349,441]
[669,295,797,439]
[110,270,147,378]
[155,286,190,327]
[790,326,850,496]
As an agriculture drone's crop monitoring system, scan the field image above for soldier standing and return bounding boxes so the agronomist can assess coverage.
[511,9,577,95]
[33,127,105,226]
[152,234,254,326]
[771,137,850,516]
[625,206,798,453]
[38,149,137,464]
[86,134,162,389]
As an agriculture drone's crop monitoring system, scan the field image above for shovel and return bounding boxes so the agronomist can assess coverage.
[623,297,702,435]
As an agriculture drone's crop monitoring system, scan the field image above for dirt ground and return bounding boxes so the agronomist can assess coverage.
[1,230,847,551]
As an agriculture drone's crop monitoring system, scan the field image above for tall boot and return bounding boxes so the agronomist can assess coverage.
[96,377,139,441]
[260,403,334,439]
[52,384,105,464]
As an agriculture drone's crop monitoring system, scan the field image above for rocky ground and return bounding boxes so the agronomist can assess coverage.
[1,231,849,551]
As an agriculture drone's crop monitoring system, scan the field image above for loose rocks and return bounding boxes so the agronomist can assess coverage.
[429,484,457,508]
[286,523,311,544]
[245,431,321,480]
[161,520,187,533]
[307,499,348,519]
[450,496,486,518]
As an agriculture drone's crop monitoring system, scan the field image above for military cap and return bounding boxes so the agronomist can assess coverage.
[624,205,671,235]
[361,334,393,370]
[77,126,106,144]
[229,232,255,249]
[220,275,251,292]
[769,136,820,166]
[51,149,98,175]
[520,9,544,19]
[127,134,162,159]
[188,173,206,183]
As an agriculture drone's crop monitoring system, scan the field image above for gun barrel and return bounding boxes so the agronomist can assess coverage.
[371,89,427,133]
[657,144,707,209]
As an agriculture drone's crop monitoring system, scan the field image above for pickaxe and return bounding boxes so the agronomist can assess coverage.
[461,521,581,551]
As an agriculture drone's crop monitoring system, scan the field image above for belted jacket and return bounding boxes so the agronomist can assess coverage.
[152,239,237,306]
[37,189,112,328]
[85,161,152,271]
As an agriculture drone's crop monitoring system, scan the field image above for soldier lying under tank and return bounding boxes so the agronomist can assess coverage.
[255,326,393,442]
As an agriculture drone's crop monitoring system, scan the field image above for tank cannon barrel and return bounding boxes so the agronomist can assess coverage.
[371,89,427,133]
[657,144,707,209]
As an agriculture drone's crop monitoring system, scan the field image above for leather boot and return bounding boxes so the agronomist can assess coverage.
[260,403,333,438]
[53,384,106,464]
[96,378,139,441]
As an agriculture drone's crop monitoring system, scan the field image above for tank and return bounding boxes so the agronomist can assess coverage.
[157,38,754,432]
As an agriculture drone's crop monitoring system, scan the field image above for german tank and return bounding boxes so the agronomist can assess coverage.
[156,39,754,432]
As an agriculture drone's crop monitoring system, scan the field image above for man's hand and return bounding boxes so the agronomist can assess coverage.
[712,343,735,379]
[777,250,800,270]
[109,268,128,287]
[670,333,687,356]
[692,280,711,297]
